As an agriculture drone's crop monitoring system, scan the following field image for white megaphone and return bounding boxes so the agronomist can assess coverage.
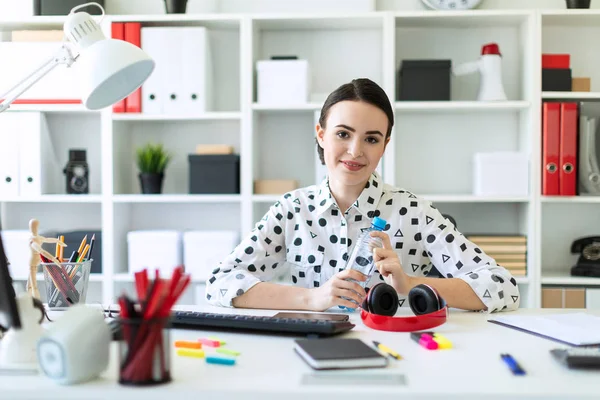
[453,43,507,101]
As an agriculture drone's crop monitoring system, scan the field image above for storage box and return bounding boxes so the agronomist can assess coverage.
[0,230,31,280]
[189,154,240,194]
[127,230,182,275]
[572,77,591,92]
[254,179,298,194]
[257,59,309,105]
[542,68,572,91]
[397,60,451,101]
[473,152,529,196]
[183,231,240,281]
[34,0,104,15]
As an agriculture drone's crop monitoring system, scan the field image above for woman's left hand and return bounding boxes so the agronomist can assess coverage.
[370,231,414,296]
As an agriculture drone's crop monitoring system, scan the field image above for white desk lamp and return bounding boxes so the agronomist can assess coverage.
[0,1,154,372]
[0,1,155,113]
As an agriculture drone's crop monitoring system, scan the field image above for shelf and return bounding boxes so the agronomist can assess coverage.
[112,112,242,121]
[252,103,322,112]
[394,101,529,112]
[0,195,103,203]
[541,196,600,204]
[109,14,241,29]
[421,195,530,203]
[515,277,530,284]
[542,10,600,26]
[113,194,242,203]
[5,103,98,114]
[542,273,600,286]
[253,14,383,30]
[394,10,532,28]
[542,92,600,100]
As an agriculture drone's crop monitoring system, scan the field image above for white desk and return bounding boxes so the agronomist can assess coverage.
[2,306,599,400]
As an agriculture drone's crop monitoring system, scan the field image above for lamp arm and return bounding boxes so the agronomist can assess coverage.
[0,43,78,113]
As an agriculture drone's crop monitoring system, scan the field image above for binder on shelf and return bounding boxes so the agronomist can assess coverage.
[17,112,58,196]
[111,22,126,113]
[123,22,142,113]
[140,26,166,114]
[162,27,184,115]
[542,102,561,195]
[0,114,20,197]
[181,27,213,114]
[0,112,57,197]
[559,102,578,196]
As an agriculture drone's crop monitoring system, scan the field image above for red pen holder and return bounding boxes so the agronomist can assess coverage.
[118,318,172,386]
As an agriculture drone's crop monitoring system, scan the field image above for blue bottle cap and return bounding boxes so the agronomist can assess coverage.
[372,217,386,230]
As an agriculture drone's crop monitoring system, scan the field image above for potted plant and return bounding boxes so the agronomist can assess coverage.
[136,143,172,194]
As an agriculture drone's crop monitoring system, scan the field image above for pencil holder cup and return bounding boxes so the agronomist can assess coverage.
[118,318,172,386]
[41,260,92,309]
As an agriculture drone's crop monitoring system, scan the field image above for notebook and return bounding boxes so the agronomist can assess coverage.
[488,313,600,347]
[294,338,389,370]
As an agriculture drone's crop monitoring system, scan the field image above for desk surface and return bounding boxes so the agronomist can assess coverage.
[2,306,599,400]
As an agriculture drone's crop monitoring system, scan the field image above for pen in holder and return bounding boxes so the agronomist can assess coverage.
[117,265,190,386]
[41,259,92,309]
[118,317,172,386]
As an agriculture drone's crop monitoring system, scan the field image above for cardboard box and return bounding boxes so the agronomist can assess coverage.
[572,77,591,92]
[254,179,298,194]
[11,30,64,42]
[195,144,234,155]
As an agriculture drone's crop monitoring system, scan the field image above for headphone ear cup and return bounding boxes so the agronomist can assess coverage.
[409,284,443,315]
[366,283,398,317]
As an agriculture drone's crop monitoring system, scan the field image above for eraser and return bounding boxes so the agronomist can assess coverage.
[206,356,236,366]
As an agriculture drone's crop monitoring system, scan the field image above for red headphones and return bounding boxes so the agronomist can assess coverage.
[360,283,448,332]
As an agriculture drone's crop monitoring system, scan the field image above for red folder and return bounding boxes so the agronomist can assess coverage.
[542,102,561,195]
[124,22,142,113]
[111,23,126,113]
[542,54,570,69]
[559,102,578,196]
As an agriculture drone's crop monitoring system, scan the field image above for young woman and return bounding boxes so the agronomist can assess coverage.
[206,78,520,313]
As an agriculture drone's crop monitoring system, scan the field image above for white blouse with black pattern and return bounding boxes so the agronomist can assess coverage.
[206,172,520,313]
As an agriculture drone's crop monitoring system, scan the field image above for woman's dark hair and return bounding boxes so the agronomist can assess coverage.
[316,78,394,165]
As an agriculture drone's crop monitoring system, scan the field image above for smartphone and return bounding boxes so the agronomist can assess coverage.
[273,312,350,322]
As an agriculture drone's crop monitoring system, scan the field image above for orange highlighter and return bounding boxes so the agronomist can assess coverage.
[175,340,202,349]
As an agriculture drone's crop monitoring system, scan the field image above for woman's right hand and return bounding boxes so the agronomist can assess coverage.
[307,269,368,312]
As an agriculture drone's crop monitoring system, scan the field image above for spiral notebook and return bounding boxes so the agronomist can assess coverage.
[294,338,389,370]
[488,313,600,347]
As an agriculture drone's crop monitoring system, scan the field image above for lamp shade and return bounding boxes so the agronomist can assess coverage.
[64,8,155,110]
[76,39,155,110]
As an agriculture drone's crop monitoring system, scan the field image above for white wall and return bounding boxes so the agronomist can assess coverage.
[1,0,599,18]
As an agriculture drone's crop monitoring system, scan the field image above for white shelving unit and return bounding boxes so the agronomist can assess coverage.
[1,8,599,309]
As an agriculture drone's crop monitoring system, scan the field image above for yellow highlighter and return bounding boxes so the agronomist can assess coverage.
[177,348,205,358]
[432,333,453,349]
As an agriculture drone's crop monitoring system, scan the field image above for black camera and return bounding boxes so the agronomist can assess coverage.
[63,150,89,194]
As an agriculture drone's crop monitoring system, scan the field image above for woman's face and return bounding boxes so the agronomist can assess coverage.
[316,100,389,189]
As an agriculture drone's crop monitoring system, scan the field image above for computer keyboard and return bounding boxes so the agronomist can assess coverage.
[170,311,356,336]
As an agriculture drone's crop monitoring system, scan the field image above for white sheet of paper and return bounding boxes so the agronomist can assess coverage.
[489,313,600,346]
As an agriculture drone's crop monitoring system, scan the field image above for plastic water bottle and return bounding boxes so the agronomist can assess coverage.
[340,216,387,309]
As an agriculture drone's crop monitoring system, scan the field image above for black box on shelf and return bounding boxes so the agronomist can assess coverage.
[33,0,105,15]
[397,60,451,101]
[188,154,240,194]
[542,68,572,91]
[41,230,102,274]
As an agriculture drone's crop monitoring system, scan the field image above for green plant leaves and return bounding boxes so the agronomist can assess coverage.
[136,143,172,174]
